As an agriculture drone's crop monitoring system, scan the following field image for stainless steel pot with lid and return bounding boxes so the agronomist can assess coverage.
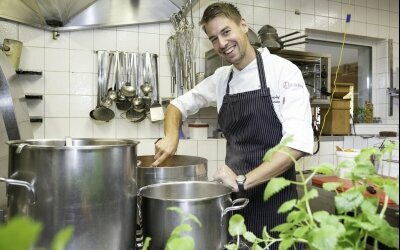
[0,138,139,250]
[138,181,249,250]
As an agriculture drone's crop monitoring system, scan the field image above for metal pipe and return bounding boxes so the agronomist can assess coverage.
[282,34,308,44]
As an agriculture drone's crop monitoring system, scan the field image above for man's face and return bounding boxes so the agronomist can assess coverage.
[204,16,250,69]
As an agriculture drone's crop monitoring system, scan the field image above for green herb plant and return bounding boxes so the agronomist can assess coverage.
[0,216,74,250]
[226,138,399,250]
[142,207,202,250]
[353,106,365,123]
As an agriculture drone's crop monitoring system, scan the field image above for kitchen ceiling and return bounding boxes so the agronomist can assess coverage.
[0,0,196,31]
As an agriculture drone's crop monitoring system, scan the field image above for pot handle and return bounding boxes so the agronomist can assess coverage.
[222,198,249,216]
[0,177,36,203]
[16,143,29,153]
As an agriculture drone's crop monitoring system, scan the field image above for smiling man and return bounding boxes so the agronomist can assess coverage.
[153,2,313,247]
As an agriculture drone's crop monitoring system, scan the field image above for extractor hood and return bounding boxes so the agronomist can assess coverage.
[0,0,196,31]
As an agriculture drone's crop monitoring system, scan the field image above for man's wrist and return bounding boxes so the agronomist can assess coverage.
[236,175,246,193]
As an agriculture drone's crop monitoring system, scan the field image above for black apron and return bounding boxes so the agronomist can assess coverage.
[218,50,298,248]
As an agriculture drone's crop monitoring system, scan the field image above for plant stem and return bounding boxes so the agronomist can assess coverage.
[379,194,389,219]
[278,150,316,225]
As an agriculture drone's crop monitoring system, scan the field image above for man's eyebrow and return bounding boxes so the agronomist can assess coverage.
[208,26,230,40]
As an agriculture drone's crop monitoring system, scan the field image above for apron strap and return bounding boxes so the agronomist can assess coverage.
[225,49,268,95]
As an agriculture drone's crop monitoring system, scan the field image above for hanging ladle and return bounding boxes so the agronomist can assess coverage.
[115,52,132,111]
[121,52,137,97]
[140,52,153,98]
[91,51,115,122]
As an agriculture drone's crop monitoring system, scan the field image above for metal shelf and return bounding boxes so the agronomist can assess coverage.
[16,69,42,75]
[25,94,43,100]
[29,116,43,123]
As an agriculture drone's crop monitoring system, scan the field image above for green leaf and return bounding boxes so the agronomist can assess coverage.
[383,183,399,205]
[169,224,192,236]
[343,217,377,231]
[368,218,399,248]
[337,160,356,170]
[286,210,308,224]
[277,199,297,214]
[335,188,364,214]
[167,206,184,216]
[308,225,338,250]
[51,226,74,250]
[251,243,264,250]
[279,238,295,250]
[312,211,345,236]
[166,236,195,250]
[262,226,271,240]
[183,214,202,228]
[228,214,246,237]
[293,226,309,238]
[299,189,318,203]
[360,198,378,216]
[352,163,376,179]
[142,237,151,250]
[365,213,385,226]
[271,222,293,233]
[323,182,343,192]
[264,177,292,201]
[263,136,293,162]
[243,231,258,243]
[312,210,329,223]
[383,140,397,153]
[0,216,42,250]
[311,163,336,175]
[225,243,238,250]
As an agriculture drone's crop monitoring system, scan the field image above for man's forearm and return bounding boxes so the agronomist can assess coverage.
[164,104,182,139]
[244,147,305,190]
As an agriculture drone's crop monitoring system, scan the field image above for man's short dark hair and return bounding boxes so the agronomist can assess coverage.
[199,2,242,27]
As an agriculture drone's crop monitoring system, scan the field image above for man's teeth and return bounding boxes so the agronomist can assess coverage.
[224,46,234,54]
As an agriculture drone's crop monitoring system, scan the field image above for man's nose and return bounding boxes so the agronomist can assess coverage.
[218,37,228,48]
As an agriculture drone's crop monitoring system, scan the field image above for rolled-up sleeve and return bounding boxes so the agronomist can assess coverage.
[278,65,314,155]
[170,74,217,120]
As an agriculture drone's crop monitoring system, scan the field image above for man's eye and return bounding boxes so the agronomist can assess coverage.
[223,30,230,35]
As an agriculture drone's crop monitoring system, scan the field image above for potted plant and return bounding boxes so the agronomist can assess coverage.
[226,139,399,250]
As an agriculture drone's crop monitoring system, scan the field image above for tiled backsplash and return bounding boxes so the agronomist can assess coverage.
[0,0,398,158]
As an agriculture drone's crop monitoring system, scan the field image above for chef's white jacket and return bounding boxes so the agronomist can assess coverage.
[171,47,314,155]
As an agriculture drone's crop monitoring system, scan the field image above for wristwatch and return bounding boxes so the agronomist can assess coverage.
[236,175,246,193]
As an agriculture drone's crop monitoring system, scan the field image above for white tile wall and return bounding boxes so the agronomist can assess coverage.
[0,21,18,41]
[0,0,398,168]
[45,72,69,94]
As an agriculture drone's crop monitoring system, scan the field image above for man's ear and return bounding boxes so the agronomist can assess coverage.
[240,18,249,33]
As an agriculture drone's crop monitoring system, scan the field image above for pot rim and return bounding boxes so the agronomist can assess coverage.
[137,155,207,168]
[6,138,140,149]
[138,181,233,201]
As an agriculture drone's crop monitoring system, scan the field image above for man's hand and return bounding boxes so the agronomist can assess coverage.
[152,136,179,166]
[213,165,239,192]
[152,104,182,166]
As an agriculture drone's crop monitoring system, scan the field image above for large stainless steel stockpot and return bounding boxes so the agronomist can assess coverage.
[139,181,249,250]
[0,138,139,250]
[137,155,207,188]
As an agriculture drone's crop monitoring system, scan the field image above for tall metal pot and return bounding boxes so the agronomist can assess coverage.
[0,138,139,250]
[137,155,207,188]
[138,181,249,250]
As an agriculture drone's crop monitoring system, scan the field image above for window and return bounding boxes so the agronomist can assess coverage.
[305,39,372,109]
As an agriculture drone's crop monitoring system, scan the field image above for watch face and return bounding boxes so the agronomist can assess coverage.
[236,175,246,182]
